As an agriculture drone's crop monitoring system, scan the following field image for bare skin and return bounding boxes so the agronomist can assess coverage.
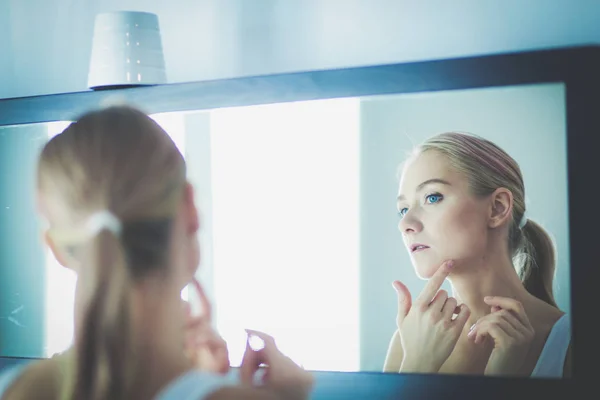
[385,150,569,377]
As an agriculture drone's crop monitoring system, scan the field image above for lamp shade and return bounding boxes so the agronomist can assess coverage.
[88,11,167,90]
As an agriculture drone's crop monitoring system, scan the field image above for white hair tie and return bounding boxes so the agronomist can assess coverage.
[86,210,122,236]
[519,211,528,229]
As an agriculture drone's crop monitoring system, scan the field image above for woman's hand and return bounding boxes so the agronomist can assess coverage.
[468,296,535,376]
[239,329,314,400]
[393,260,471,373]
[183,279,230,374]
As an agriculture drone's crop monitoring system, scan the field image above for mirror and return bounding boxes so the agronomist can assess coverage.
[0,82,569,378]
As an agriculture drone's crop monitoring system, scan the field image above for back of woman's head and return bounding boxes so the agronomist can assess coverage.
[37,106,187,400]
[414,132,557,308]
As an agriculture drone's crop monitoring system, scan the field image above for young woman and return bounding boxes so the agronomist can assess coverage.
[0,106,313,399]
[383,132,571,378]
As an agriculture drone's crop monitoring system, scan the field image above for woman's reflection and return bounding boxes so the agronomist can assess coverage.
[383,132,571,378]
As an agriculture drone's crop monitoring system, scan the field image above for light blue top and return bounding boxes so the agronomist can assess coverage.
[154,369,239,400]
[0,363,238,399]
[530,313,571,378]
[0,364,30,398]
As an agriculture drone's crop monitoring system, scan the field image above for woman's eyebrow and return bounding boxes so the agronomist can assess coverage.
[397,178,451,202]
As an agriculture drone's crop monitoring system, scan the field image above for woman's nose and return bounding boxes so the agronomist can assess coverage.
[398,211,422,234]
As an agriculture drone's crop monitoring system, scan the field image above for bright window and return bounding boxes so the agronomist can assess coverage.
[209,99,361,371]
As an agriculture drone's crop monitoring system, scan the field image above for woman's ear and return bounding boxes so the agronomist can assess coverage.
[488,188,513,229]
[43,231,69,267]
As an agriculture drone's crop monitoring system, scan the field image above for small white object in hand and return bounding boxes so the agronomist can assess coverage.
[248,335,265,351]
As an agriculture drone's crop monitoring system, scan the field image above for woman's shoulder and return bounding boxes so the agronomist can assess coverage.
[0,362,29,397]
[156,369,289,400]
[0,358,61,400]
[155,369,240,400]
[158,370,291,400]
[531,312,571,378]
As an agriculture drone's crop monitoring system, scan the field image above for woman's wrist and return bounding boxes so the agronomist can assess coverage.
[399,357,441,374]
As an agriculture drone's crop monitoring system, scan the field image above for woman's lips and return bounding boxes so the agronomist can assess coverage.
[410,243,430,253]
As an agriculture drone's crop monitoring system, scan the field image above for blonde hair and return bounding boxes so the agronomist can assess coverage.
[412,132,557,308]
[37,106,187,399]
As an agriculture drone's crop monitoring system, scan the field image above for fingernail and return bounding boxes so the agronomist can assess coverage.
[446,260,454,269]
[484,296,493,301]
[469,323,476,332]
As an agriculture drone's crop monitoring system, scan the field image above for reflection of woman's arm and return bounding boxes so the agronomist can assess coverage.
[382,330,403,372]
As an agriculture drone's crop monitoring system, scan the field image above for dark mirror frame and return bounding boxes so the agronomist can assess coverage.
[1,46,597,399]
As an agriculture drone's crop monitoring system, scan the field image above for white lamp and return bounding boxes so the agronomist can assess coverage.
[88,11,167,90]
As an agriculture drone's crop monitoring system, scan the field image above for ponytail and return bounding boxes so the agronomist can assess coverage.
[516,219,558,308]
[72,229,135,400]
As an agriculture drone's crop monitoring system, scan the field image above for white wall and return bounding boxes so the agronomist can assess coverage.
[1,0,599,99]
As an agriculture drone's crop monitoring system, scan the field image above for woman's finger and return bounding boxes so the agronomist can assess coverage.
[190,334,226,347]
[489,309,523,333]
[186,316,212,335]
[430,290,449,312]
[451,303,470,331]
[415,260,454,307]
[392,280,412,326]
[182,300,192,316]
[187,325,227,346]
[245,329,277,354]
[442,297,458,320]
[195,346,230,374]
[471,319,516,346]
[192,278,213,321]
[483,296,529,327]
[239,335,264,384]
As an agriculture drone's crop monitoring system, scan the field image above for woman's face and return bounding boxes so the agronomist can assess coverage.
[397,150,491,279]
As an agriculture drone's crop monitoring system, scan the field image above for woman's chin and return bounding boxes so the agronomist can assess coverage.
[413,260,443,280]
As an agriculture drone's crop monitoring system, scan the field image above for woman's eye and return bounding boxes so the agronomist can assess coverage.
[425,194,443,204]
[398,208,408,218]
